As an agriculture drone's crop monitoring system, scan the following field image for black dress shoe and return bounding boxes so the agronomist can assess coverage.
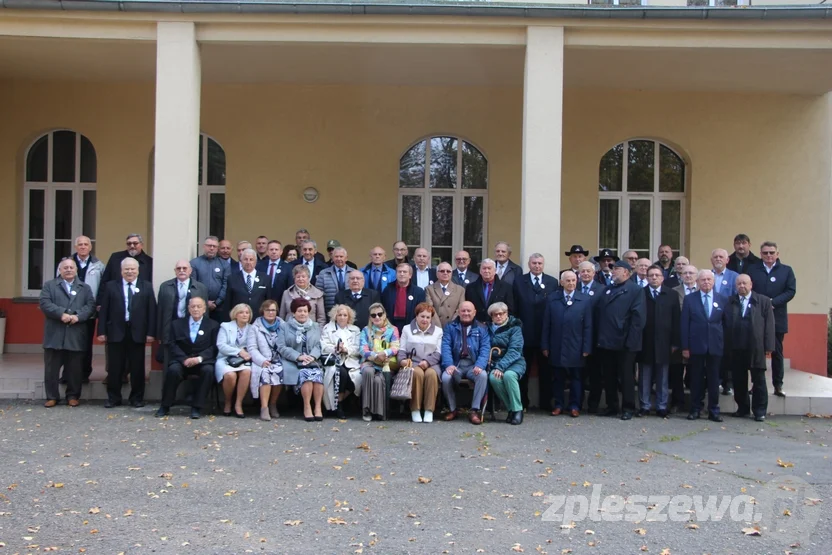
[708,414,723,423]
[511,411,523,425]
[687,411,700,420]
[637,409,649,417]
[505,411,515,424]
[314,416,323,422]
[587,406,598,415]
[235,411,245,419]
[132,401,145,408]
[305,416,315,422]
[754,415,765,422]
[730,411,750,418]
[190,408,201,419]
[336,407,346,419]
[656,409,668,418]
[773,387,785,397]
[603,408,619,417]
[620,411,633,421]
[223,411,232,417]
[104,400,122,409]
[155,406,170,417]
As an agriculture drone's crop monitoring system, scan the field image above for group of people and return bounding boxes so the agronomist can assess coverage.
[39,230,795,425]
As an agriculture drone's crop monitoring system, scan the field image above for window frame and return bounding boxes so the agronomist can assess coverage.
[22,130,97,297]
[197,133,226,242]
[597,139,687,260]
[397,135,489,266]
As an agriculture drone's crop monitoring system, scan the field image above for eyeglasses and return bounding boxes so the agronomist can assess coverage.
[455,258,469,261]
[126,241,140,246]
[761,251,776,255]
[370,312,384,318]
[437,269,451,273]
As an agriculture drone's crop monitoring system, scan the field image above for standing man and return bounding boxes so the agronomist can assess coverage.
[638,265,680,418]
[385,241,411,269]
[663,256,689,290]
[190,235,230,323]
[325,240,357,269]
[254,236,269,262]
[157,260,208,369]
[97,258,157,408]
[233,241,252,275]
[452,250,480,288]
[673,265,699,301]
[65,235,105,383]
[633,259,651,288]
[317,246,351,314]
[578,262,606,299]
[513,253,558,410]
[101,233,154,287]
[654,245,675,280]
[411,247,437,289]
[156,297,220,419]
[593,249,617,286]
[562,245,590,276]
[466,258,515,323]
[217,239,234,271]
[381,263,426,333]
[295,229,327,265]
[670,264,698,411]
[594,260,645,420]
[577,261,606,411]
[290,240,325,286]
[361,246,397,294]
[335,270,380,329]
[727,233,760,275]
[748,241,796,397]
[711,247,740,396]
[425,262,465,328]
[441,301,491,425]
[493,242,523,285]
[226,249,273,316]
[39,258,96,407]
[681,270,729,422]
[729,274,775,422]
[256,240,289,304]
[621,250,639,271]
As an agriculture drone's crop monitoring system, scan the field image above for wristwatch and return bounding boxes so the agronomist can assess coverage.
[197,356,203,364]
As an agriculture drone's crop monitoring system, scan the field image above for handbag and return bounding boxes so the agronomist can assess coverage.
[226,355,247,368]
[389,349,415,401]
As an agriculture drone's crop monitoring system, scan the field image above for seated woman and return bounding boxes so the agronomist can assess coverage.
[486,302,526,426]
[281,244,299,263]
[247,300,284,422]
[215,303,254,418]
[359,303,400,422]
[280,265,326,326]
[321,304,362,419]
[277,298,324,422]
[398,303,443,423]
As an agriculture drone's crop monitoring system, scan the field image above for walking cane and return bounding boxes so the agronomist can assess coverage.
[483,347,502,422]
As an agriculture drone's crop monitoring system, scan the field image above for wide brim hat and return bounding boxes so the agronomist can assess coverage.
[593,248,619,262]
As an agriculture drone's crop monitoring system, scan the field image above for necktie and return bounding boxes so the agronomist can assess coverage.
[305,260,310,267]
[687,287,694,295]
[353,292,360,300]
[269,262,276,280]
[459,272,465,282]
[65,281,72,295]
[703,294,710,318]
[640,279,645,288]
[565,294,572,304]
[485,282,492,301]
[740,296,746,317]
[533,276,540,289]
[126,282,134,320]
[178,281,187,317]
[442,285,447,295]
[373,269,380,289]
[246,274,253,293]
[337,268,344,290]
[582,285,589,295]
[652,289,658,300]
[190,320,199,342]
[498,265,505,278]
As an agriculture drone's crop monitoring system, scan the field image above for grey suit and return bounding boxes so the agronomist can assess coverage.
[39,278,96,401]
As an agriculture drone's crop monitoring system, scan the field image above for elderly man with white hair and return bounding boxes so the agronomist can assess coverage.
[465,258,515,323]
[664,256,689,290]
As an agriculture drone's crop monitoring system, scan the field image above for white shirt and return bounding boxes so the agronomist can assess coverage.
[764,262,776,274]
[243,270,258,285]
[414,266,431,289]
[684,286,696,295]
[76,256,89,269]
[302,258,315,276]
[63,280,75,294]
[122,279,137,321]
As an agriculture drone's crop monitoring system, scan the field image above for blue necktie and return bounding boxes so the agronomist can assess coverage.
[373,269,380,289]
[190,321,199,342]
[246,274,253,293]
[703,294,710,318]
[337,268,345,290]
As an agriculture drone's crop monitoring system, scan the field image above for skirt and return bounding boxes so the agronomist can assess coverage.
[260,364,284,387]
[295,367,324,394]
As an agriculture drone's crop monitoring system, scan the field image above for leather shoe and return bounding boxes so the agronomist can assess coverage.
[43,399,57,408]
[132,401,145,408]
[104,400,122,409]
[68,399,79,407]
[687,411,700,420]
[708,414,724,423]
[656,409,668,418]
[774,387,785,397]
[754,415,765,422]
[505,411,515,424]
[603,408,619,417]
[155,406,170,418]
[444,410,459,422]
[570,409,580,418]
[730,411,750,418]
[190,408,201,420]
[551,408,562,416]
[721,387,734,396]
[510,411,523,425]
[637,409,649,417]
[469,411,482,425]
[620,411,633,421]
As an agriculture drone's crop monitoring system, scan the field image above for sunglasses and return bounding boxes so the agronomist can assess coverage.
[126,241,140,246]
[437,269,451,273]
[370,312,384,318]
[761,251,776,255]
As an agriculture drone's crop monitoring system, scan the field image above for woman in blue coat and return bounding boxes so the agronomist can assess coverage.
[486,303,526,425]
[541,272,593,417]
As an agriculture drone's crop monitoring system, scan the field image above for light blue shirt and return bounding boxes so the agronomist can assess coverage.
[189,318,202,342]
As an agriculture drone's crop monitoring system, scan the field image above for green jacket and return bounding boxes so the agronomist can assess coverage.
[488,316,526,377]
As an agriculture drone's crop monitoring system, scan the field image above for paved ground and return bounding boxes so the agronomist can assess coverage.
[0,401,829,555]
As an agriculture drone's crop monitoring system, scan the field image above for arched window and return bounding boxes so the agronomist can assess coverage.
[198,134,226,241]
[598,139,686,260]
[23,130,97,295]
[398,136,488,266]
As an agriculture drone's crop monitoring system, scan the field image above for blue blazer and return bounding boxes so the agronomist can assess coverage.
[681,291,729,356]
[540,291,593,368]
[361,263,397,294]
[712,268,740,298]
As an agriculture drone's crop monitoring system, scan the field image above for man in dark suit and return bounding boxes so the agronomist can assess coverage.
[226,249,274,316]
[290,240,326,286]
[452,250,480,288]
[593,249,617,287]
[748,241,796,397]
[577,262,606,413]
[727,233,761,275]
[157,260,209,368]
[294,229,327,265]
[256,240,290,304]
[493,242,523,286]
[638,265,681,418]
[39,258,97,407]
[663,256,689,290]
[465,258,515,323]
[513,253,558,410]
[381,264,427,333]
[729,274,775,422]
[385,240,411,270]
[561,245,590,276]
[681,269,729,422]
[335,270,380,329]
[218,239,235,273]
[411,248,437,290]
[100,233,154,288]
[97,257,157,408]
[156,297,220,419]
[595,260,645,420]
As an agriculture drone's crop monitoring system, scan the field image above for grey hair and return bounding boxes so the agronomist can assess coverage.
[487,302,509,316]
[301,240,317,250]
[237,241,252,249]
[293,264,311,277]
[578,261,595,271]
[560,270,577,280]
[480,258,496,269]
[710,248,728,258]
[126,233,143,243]
[528,252,544,261]
[697,269,714,280]
[240,248,257,259]
[120,257,138,268]
[295,228,309,235]
[332,246,347,256]
[495,241,512,252]
[203,235,219,244]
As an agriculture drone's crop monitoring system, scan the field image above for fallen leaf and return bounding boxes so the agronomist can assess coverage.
[777,459,795,468]
[660,549,671,555]
[327,517,347,525]
[742,527,761,536]
[700,460,720,465]
[634,528,647,535]
[482,514,496,520]
[532,491,544,497]
[512,544,524,553]
[284,520,302,526]
[123,509,134,517]
[417,476,432,484]
[681,484,693,489]
[685,523,699,530]
[159,472,173,479]
[560,522,575,530]
[356,442,371,451]
[88,507,100,514]
[372,475,382,481]
[783,509,792,516]
[224,490,237,496]
[585,530,595,535]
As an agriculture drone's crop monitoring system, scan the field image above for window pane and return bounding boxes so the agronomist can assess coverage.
[207,139,226,186]
[659,145,685,193]
[599,144,623,192]
[462,196,484,248]
[627,140,654,192]
[53,130,76,183]
[54,240,72,273]
[661,200,682,252]
[399,141,426,189]
[429,137,457,189]
[83,190,96,239]
[598,198,619,255]
[465,248,483,271]
[401,195,422,247]
[27,241,44,290]
[628,199,651,257]
[209,193,226,240]
[80,135,97,183]
[28,189,45,239]
[54,190,73,240]
[461,142,487,190]
[26,135,48,182]
[431,196,454,246]
[431,247,453,267]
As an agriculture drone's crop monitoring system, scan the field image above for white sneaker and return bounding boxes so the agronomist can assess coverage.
[423,410,433,423]
[362,410,372,422]
[411,410,423,423]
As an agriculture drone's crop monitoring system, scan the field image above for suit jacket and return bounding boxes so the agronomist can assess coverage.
[712,268,740,298]
[361,263,397,294]
[97,279,158,343]
[465,277,515,323]
[664,276,681,290]
[513,272,559,348]
[727,251,760,275]
[425,281,465,328]
[595,280,645,352]
[316,265,350,315]
[681,290,729,356]
[673,284,698,310]
[101,250,154,289]
[157,278,209,344]
[334,288,380,330]
[727,292,776,368]
[639,286,681,365]
[256,258,290,307]
[289,258,326,286]
[451,269,480,288]
[226,271,275,318]
[39,278,96,351]
[540,291,593,368]
[497,260,523,286]
[411,265,438,289]
[169,316,220,365]
[381,282,427,328]
[594,271,614,287]
[747,261,796,334]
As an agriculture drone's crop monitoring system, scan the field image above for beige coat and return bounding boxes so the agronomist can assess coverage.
[279,285,327,326]
[425,281,465,328]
